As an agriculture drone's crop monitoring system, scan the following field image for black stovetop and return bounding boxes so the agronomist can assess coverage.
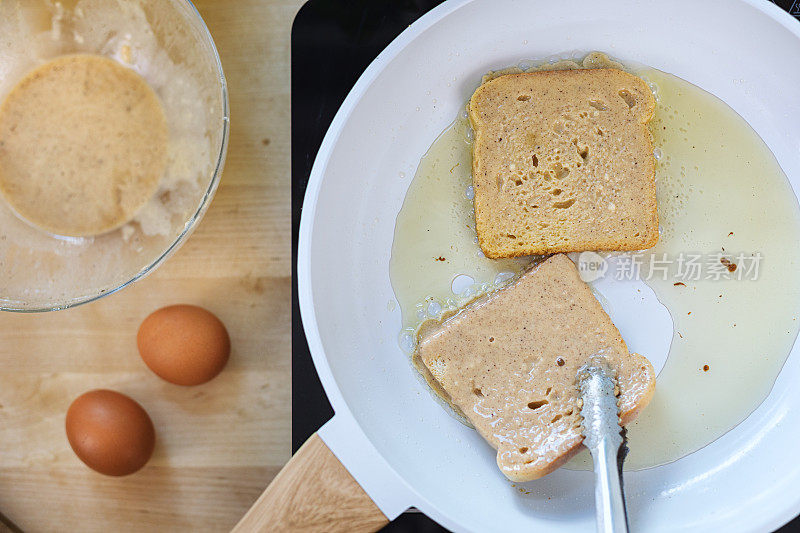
[290,1,800,531]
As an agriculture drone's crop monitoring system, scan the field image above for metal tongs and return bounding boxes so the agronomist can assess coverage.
[577,358,629,533]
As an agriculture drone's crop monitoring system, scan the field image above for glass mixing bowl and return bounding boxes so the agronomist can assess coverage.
[0,0,229,311]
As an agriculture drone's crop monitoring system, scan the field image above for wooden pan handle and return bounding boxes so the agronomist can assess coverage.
[232,433,389,532]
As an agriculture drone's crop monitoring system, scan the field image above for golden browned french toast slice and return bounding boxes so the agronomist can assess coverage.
[469,69,658,258]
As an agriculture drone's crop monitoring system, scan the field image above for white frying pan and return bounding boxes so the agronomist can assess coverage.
[237,1,800,531]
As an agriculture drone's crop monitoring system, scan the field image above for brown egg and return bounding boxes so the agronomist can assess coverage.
[66,390,156,476]
[137,304,231,386]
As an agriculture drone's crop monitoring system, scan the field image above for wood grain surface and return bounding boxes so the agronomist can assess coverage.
[233,434,388,533]
[0,1,304,530]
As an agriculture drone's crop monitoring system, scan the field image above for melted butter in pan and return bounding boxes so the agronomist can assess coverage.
[390,54,800,470]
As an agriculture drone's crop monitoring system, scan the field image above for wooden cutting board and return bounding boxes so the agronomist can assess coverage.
[0,1,303,530]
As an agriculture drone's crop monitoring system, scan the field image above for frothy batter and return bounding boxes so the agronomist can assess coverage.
[0,54,168,236]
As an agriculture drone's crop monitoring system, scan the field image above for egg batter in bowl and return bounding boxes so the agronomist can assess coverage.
[390,52,800,471]
[0,0,228,311]
[0,54,168,237]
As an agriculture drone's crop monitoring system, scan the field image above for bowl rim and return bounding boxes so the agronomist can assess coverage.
[0,0,230,313]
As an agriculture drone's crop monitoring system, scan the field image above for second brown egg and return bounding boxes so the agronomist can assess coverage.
[137,304,231,386]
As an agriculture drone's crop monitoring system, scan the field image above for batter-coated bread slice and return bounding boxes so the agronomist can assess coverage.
[468,68,658,258]
[416,254,655,481]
